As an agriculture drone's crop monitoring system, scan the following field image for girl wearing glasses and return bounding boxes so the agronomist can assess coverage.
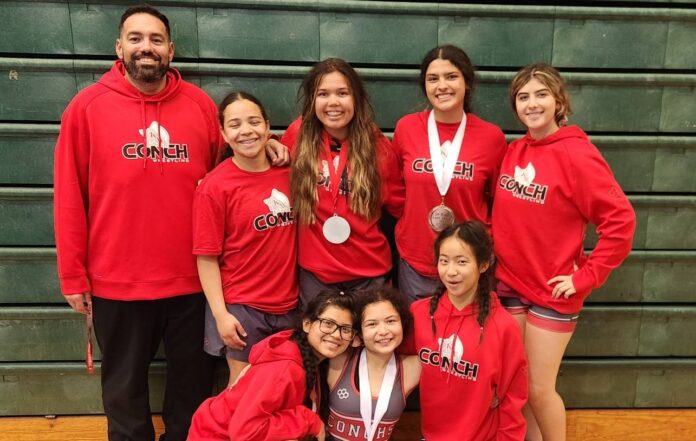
[188,290,357,440]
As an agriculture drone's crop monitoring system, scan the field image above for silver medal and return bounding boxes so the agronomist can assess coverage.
[323,215,351,244]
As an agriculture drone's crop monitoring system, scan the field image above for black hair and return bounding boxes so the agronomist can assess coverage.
[119,4,171,39]
[291,290,356,422]
[429,221,495,339]
[418,45,477,114]
[354,286,412,341]
[216,90,270,162]
[217,90,270,126]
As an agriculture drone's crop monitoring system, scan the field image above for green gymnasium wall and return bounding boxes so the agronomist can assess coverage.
[1,0,695,415]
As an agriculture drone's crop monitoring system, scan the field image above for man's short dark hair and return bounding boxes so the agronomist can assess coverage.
[119,4,171,39]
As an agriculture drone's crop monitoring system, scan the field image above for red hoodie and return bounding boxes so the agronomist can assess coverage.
[188,330,323,440]
[281,118,405,283]
[53,60,223,300]
[392,111,506,277]
[407,293,527,441]
[492,126,636,314]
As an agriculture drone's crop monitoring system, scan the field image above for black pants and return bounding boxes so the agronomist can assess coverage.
[93,294,215,441]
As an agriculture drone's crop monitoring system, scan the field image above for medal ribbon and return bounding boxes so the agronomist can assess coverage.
[321,134,350,214]
[85,309,94,375]
[359,349,397,441]
[427,111,467,197]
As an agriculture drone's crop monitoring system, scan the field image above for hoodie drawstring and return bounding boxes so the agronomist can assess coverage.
[157,101,164,174]
[140,99,148,169]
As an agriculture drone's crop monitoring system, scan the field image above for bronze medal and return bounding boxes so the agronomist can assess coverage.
[428,204,455,232]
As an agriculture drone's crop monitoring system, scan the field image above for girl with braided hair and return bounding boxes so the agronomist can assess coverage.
[188,290,357,441]
[408,221,527,441]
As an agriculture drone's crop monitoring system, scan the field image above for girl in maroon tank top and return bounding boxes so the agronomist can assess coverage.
[326,287,421,441]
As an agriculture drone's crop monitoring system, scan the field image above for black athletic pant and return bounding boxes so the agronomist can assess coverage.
[93,293,215,441]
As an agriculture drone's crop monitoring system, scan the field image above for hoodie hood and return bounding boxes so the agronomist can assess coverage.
[98,60,182,102]
[522,125,588,148]
[248,329,303,368]
[98,60,183,169]
[438,291,502,318]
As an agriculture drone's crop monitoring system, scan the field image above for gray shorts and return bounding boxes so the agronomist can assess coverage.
[397,258,443,304]
[298,268,387,309]
[204,303,299,362]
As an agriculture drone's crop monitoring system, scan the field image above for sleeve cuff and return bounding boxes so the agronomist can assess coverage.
[60,275,90,295]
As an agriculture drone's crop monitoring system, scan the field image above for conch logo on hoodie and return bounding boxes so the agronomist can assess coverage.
[122,121,189,163]
[419,333,479,381]
[318,157,350,195]
[253,189,295,231]
[411,157,474,181]
[498,162,548,204]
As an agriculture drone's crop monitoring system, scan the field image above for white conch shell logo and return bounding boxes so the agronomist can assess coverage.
[514,162,536,187]
[320,156,341,178]
[139,121,170,149]
[438,334,463,364]
[263,189,291,216]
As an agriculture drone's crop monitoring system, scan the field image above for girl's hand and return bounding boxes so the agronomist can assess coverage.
[316,422,326,441]
[216,312,247,349]
[266,138,290,166]
[547,274,576,299]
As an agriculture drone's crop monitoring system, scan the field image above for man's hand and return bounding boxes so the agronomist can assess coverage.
[216,312,248,350]
[65,292,92,314]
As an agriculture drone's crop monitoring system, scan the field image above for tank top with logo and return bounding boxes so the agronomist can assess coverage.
[327,349,406,441]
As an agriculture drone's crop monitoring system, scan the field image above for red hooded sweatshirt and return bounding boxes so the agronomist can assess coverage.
[281,118,405,283]
[407,293,527,441]
[492,126,636,314]
[188,330,323,440]
[53,60,222,300]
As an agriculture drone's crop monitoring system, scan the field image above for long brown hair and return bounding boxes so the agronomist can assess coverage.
[290,58,381,224]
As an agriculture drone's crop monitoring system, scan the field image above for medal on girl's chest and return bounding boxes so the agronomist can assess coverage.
[323,214,351,244]
[428,199,455,233]
[321,135,351,244]
[427,111,467,232]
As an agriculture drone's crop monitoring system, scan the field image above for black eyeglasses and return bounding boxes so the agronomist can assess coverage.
[316,317,355,341]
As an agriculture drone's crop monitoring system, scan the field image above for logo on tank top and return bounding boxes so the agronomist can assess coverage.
[419,333,479,381]
[327,410,396,441]
[317,157,350,195]
[121,121,189,163]
[498,162,548,204]
[411,157,474,181]
[336,388,350,400]
[253,189,295,231]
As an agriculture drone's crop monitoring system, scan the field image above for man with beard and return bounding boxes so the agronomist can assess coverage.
[53,5,288,440]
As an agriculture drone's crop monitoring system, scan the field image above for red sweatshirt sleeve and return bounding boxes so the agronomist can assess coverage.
[226,364,322,440]
[569,144,636,296]
[496,315,528,441]
[377,135,405,218]
[53,98,91,295]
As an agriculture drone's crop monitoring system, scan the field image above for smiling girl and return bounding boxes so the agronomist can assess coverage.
[391,45,507,304]
[409,221,527,441]
[192,91,299,385]
[188,290,357,440]
[326,287,420,441]
[492,63,635,441]
[282,58,403,305]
